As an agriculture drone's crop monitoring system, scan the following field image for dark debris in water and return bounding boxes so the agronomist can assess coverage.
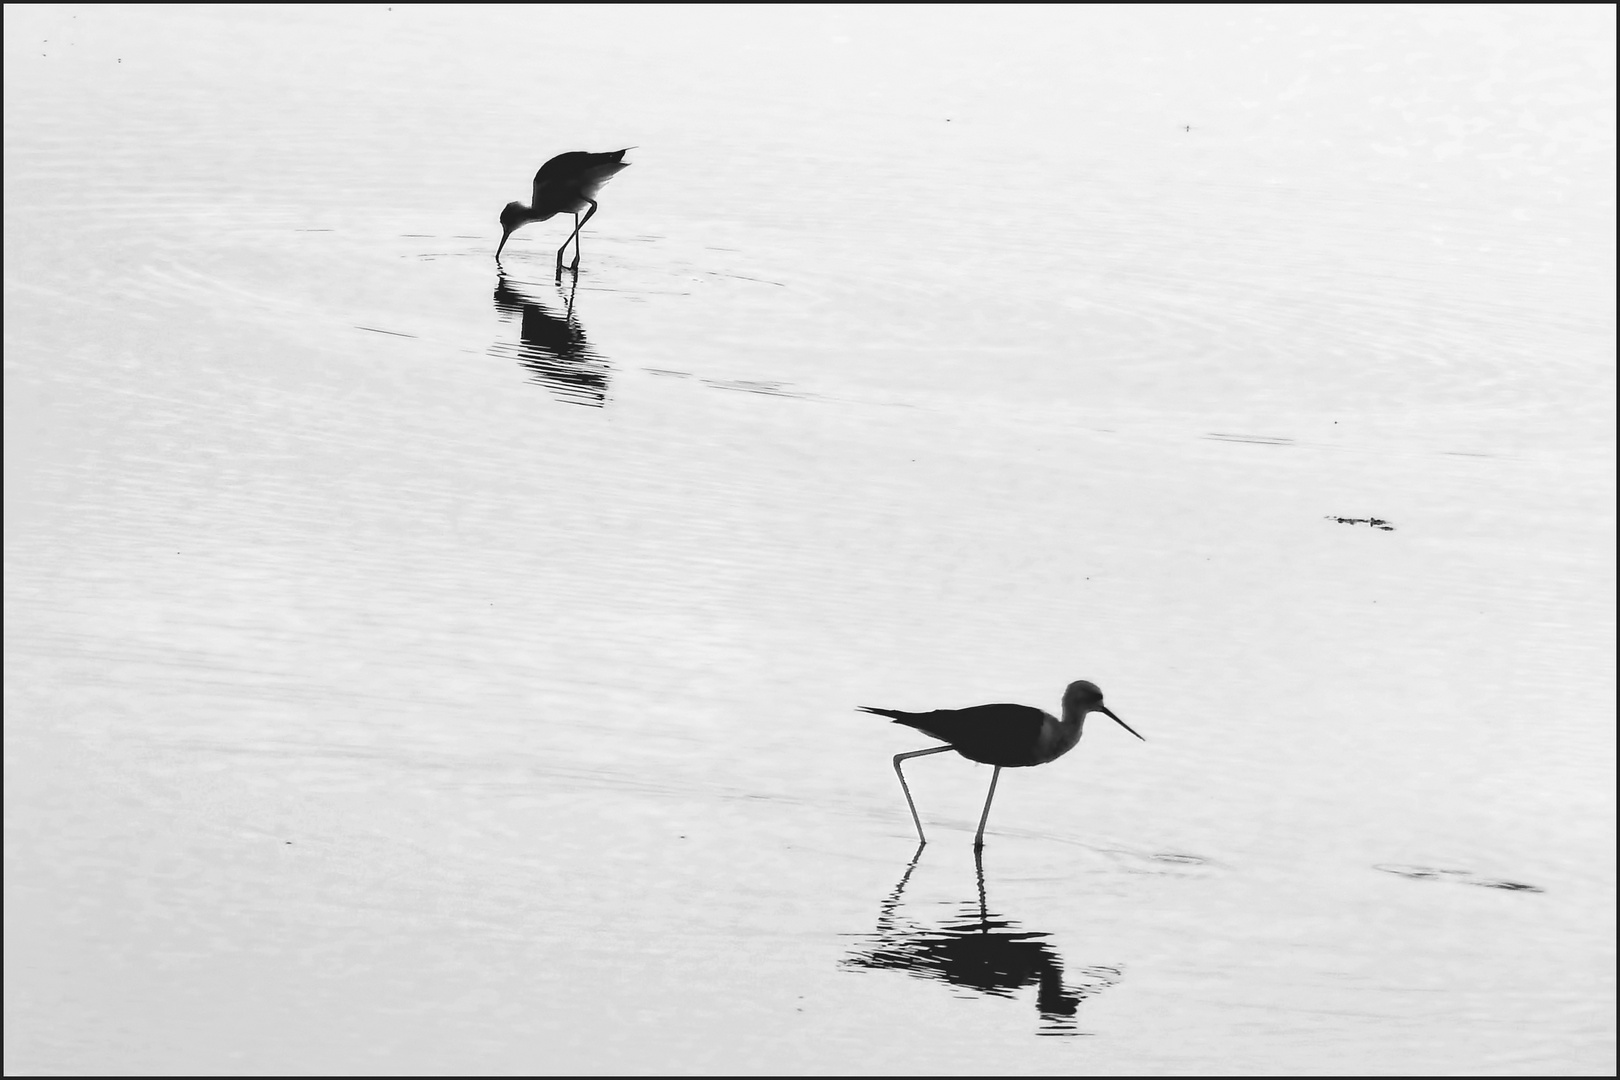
[1327,515,1395,531]
[1374,864,1544,893]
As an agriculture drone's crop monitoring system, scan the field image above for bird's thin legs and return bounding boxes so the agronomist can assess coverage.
[555,199,600,280]
[569,201,599,270]
[973,766,1002,849]
[893,746,953,844]
[555,213,577,280]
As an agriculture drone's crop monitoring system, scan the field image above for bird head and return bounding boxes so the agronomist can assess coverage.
[1063,680,1145,740]
[496,202,528,259]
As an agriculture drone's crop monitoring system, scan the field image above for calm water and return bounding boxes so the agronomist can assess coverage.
[5,6,1614,1074]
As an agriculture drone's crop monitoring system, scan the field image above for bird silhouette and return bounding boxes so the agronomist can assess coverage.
[496,148,631,279]
[859,680,1143,846]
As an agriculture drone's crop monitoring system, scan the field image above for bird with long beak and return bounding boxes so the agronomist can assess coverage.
[497,148,631,279]
[859,680,1145,847]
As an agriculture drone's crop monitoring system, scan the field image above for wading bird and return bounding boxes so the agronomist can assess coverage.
[496,149,631,278]
[859,680,1144,847]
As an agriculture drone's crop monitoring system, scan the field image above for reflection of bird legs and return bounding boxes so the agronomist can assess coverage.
[881,841,992,938]
[875,842,926,933]
[974,845,989,926]
[560,274,578,321]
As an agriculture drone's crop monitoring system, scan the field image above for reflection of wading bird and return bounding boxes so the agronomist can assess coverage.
[496,149,631,278]
[491,272,610,406]
[859,680,1144,847]
[840,845,1121,1035]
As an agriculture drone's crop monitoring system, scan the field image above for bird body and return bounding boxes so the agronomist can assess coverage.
[856,703,1074,768]
[497,148,631,272]
[860,680,1143,846]
[525,149,630,218]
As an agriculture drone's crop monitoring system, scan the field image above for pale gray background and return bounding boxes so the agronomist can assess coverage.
[5,5,1614,1075]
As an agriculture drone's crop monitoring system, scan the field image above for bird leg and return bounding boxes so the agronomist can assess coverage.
[973,766,1002,849]
[555,213,577,281]
[893,745,953,844]
[555,199,600,279]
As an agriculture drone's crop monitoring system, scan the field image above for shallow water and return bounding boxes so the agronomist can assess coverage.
[5,6,1615,1074]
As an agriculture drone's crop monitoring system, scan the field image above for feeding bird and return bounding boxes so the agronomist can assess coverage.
[858,680,1144,847]
[496,148,631,278]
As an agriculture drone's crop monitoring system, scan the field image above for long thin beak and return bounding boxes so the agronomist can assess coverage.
[1100,705,1146,741]
[496,228,512,260]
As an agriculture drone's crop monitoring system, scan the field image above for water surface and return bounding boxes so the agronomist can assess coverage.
[5,6,1614,1074]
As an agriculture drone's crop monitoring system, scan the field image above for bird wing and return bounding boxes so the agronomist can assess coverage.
[531,149,630,207]
[531,152,592,206]
[939,704,1048,764]
[859,703,1048,765]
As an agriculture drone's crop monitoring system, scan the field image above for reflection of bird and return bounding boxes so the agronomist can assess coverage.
[859,680,1144,847]
[841,845,1120,1035]
[496,149,632,278]
[490,272,610,405]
